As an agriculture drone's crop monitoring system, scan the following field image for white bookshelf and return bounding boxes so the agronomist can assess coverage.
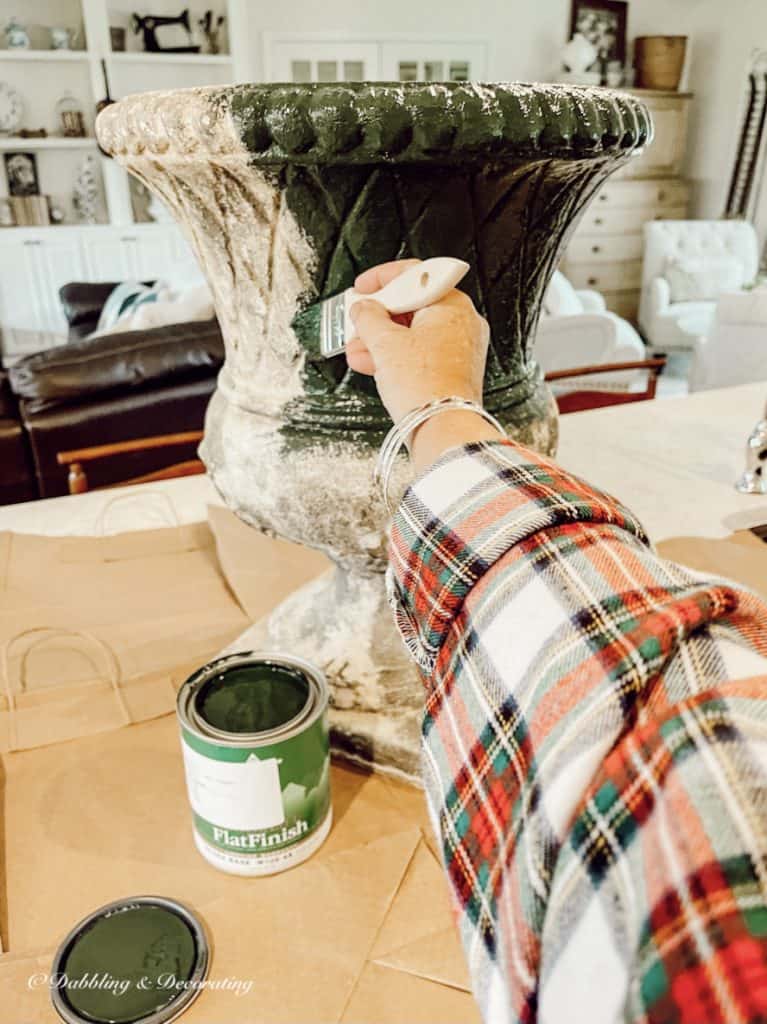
[109,51,233,65]
[0,137,98,150]
[0,49,89,61]
[0,0,251,230]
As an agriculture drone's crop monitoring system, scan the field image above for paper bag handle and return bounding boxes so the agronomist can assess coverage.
[1,627,128,751]
[94,489,180,535]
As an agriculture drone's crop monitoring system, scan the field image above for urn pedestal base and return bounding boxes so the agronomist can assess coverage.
[223,566,424,782]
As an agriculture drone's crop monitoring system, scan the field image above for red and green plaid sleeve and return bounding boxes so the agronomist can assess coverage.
[387,439,767,1024]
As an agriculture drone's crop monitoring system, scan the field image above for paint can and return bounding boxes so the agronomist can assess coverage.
[176,651,332,876]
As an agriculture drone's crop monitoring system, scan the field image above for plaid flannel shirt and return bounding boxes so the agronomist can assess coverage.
[387,440,767,1024]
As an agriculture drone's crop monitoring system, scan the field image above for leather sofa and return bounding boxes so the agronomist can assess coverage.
[3,282,224,501]
[0,370,37,505]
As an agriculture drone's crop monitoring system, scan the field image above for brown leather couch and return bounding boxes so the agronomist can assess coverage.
[0,370,37,505]
[3,282,224,500]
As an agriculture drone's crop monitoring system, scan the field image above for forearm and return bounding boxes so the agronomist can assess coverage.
[387,440,767,1022]
[409,410,502,476]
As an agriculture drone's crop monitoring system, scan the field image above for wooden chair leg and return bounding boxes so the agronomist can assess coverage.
[68,462,88,495]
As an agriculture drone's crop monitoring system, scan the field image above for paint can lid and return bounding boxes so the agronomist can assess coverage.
[50,896,209,1024]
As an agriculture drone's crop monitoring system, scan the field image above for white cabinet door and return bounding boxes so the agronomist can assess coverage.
[130,231,180,281]
[0,232,84,334]
[267,39,381,83]
[81,231,137,282]
[80,227,196,283]
[380,41,488,83]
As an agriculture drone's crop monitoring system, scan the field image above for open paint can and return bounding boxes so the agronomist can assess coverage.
[177,651,332,875]
[50,895,209,1024]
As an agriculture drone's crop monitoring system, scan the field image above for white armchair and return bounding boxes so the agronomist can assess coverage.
[535,271,647,393]
[689,286,767,392]
[639,220,759,352]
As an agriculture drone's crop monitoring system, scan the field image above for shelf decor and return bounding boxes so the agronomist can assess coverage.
[4,16,29,49]
[131,8,200,53]
[56,92,86,138]
[4,150,38,195]
[99,81,651,776]
[0,81,23,135]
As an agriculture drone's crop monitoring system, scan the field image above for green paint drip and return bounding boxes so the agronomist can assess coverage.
[60,905,196,1023]
[195,662,310,733]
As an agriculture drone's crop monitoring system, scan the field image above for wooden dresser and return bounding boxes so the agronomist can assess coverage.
[562,89,693,323]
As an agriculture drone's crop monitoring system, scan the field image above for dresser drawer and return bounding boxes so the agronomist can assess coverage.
[590,178,690,209]
[566,235,643,263]
[574,203,688,237]
[565,260,642,292]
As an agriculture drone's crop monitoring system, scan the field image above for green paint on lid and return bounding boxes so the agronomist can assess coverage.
[56,902,199,1024]
[195,660,311,734]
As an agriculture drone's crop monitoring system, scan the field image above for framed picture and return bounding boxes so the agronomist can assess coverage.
[570,0,627,65]
[4,151,39,196]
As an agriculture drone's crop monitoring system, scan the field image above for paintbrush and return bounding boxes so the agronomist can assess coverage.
[293,258,470,359]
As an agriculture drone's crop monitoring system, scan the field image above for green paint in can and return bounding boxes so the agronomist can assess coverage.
[177,651,332,876]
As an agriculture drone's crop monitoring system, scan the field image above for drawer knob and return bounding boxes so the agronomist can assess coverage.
[591,244,601,253]
[588,277,598,286]
[595,217,604,225]
[599,194,608,201]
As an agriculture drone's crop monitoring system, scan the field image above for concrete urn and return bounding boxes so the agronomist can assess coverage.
[97,82,651,779]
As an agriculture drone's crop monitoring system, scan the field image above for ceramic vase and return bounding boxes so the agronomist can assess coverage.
[97,82,650,778]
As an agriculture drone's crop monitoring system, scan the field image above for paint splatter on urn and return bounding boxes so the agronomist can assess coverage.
[97,82,652,779]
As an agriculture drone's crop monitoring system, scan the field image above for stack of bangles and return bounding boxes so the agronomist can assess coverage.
[373,395,507,514]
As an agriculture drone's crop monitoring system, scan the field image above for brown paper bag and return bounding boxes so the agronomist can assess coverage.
[0,524,250,751]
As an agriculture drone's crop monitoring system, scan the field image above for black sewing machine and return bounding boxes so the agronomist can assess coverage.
[131,8,200,53]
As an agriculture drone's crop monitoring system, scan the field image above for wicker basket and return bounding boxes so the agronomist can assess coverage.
[635,36,688,91]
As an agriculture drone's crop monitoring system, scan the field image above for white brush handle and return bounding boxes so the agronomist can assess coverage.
[345,257,469,323]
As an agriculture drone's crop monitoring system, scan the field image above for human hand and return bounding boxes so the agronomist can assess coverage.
[345,259,490,426]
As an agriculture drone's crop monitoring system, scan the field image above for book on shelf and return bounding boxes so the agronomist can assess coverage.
[9,195,51,226]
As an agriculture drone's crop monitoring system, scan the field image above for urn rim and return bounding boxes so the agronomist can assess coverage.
[96,80,653,166]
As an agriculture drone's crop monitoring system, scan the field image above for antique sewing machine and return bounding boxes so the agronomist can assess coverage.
[131,8,199,53]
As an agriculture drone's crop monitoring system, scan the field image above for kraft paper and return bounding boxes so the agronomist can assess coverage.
[657,528,767,600]
[207,504,330,620]
[0,712,475,1022]
[0,516,477,1022]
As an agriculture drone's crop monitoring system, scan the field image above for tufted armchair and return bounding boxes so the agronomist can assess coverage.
[639,220,759,351]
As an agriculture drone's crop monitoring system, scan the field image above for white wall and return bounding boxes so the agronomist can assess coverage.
[243,0,573,84]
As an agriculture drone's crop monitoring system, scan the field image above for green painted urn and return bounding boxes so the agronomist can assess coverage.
[97,82,651,777]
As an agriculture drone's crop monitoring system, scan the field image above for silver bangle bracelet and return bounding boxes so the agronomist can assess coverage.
[373,396,507,514]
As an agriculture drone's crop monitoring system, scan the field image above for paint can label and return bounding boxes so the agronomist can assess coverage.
[181,714,330,868]
[177,653,332,875]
